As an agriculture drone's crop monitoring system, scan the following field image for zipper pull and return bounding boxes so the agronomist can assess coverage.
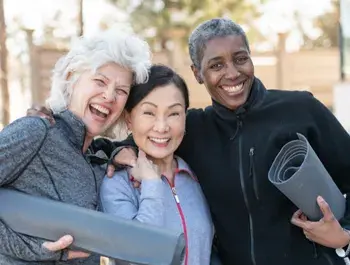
[249,148,254,177]
[172,187,180,203]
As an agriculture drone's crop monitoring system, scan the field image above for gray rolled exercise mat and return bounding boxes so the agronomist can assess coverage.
[0,188,185,265]
[268,133,345,221]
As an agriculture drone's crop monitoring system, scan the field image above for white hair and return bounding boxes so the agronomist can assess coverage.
[46,29,152,113]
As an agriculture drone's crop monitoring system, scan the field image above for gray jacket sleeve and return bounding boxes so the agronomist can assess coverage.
[0,117,63,261]
[100,171,165,226]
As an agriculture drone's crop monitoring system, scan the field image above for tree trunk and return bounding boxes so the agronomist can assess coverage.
[77,0,84,36]
[0,0,9,126]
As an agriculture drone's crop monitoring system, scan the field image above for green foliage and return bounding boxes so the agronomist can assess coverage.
[109,0,262,50]
[302,0,339,48]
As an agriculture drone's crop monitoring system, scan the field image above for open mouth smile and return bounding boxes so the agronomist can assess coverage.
[89,104,110,119]
[220,82,245,94]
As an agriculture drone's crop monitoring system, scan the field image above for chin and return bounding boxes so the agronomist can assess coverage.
[146,150,174,160]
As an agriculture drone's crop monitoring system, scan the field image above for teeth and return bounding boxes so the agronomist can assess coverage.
[150,137,169,143]
[222,83,243,93]
[91,104,110,115]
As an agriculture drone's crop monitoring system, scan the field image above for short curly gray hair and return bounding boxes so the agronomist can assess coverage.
[46,29,151,113]
[188,18,250,69]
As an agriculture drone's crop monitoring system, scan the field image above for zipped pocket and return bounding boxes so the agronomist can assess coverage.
[249,147,260,200]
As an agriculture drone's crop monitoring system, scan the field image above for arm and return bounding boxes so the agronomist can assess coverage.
[100,171,165,226]
[304,94,350,228]
[0,117,63,261]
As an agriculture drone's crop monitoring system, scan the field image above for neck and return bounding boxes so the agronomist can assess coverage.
[149,155,176,183]
[83,135,93,153]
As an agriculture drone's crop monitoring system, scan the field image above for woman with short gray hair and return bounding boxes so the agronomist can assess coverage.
[0,29,150,265]
[108,18,350,265]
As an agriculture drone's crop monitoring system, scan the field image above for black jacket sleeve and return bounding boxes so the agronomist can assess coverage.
[304,93,350,228]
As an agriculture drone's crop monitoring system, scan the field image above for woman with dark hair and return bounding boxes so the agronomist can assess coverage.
[100,65,214,265]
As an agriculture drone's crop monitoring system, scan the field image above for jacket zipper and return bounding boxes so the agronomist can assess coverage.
[249,148,259,200]
[239,134,257,265]
[166,179,189,265]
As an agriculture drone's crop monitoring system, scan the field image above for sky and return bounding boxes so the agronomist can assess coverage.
[4,0,127,39]
[4,0,333,38]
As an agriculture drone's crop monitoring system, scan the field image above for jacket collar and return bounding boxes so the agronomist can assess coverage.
[175,156,198,182]
[55,110,86,151]
[212,77,266,121]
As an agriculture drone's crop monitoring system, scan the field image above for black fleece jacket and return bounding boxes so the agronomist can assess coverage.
[93,77,350,265]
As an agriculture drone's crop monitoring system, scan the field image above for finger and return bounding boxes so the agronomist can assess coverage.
[42,235,73,251]
[40,107,53,116]
[133,180,141,188]
[291,210,310,229]
[317,196,335,222]
[107,164,115,178]
[67,250,90,260]
[300,213,308,221]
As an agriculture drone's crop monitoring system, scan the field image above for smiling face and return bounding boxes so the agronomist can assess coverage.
[192,35,254,110]
[126,83,186,161]
[68,62,133,139]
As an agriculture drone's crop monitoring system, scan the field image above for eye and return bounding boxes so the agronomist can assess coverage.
[94,79,106,87]
[235,56,249,65]
[169,112,180,117]
[209,63,224,70]
[115,89,128,96]
[143,111,154,116]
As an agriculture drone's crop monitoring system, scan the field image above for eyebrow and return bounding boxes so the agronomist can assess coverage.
[95,72,130,89]
[141,102,183,108]
[96,72,109,80]
[207,51,249,64]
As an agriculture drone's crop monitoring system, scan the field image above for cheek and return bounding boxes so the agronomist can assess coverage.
[131,117,152,138]
[170,119,186,140]
[204,72,221,87]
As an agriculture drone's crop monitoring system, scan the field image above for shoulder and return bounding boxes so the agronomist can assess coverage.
[265,89,325,110]
[186,107,205,121]
[266,89,313,102]
[100,169,133,194]
[1,116,50,143]
[175,156,198,181]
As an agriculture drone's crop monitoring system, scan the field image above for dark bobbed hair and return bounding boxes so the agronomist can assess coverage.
[125,64,190,112]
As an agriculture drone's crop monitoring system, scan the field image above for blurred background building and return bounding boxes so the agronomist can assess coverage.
[1,0,349,132]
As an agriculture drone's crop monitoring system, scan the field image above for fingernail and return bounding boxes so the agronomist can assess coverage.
[317,196,324,202]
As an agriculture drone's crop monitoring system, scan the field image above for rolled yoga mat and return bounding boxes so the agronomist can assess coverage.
[0,188,185,265]
[268,133,345,221]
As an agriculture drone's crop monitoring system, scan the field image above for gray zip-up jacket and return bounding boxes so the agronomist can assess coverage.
[0,110,105,265]
[100,157,214,265]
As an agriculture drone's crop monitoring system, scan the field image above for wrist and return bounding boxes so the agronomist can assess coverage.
[340,229,350,248]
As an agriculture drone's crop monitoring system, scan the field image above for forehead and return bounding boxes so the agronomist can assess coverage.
[96,63,133,84]
[140,83,185,106]
[201,35,248,61]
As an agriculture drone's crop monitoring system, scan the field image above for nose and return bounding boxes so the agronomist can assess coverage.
[225,63,239,79]
[102,85,116,102]
[153,117,170,133]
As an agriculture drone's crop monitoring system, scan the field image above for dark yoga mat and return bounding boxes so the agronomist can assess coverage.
[268,133,345,221]
[0,188,185,265]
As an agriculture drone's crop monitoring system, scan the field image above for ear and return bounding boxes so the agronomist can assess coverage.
[190,64,203,84]
[66,71,73,81]
[124,112,133,131]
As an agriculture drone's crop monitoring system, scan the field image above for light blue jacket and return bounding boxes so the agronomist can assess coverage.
[100,156,214,265]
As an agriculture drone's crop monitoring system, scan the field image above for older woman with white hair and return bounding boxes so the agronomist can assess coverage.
[0,29,151,265]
